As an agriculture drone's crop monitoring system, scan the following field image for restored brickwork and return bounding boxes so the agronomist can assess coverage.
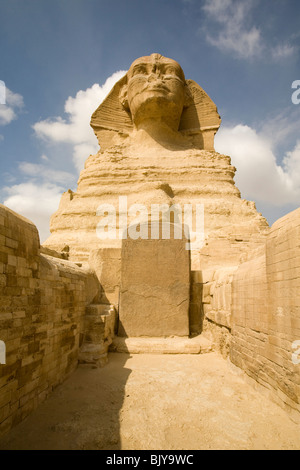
[231,208,300,419]
[0,205,98,437]
[194,267,237,357]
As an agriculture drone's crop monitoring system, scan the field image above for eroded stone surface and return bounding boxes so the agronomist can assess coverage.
[110,335,213,354]
[43,54,268,270]
[0,204,99,437]
[230,207,300,420]
[79,304,116,367]
[118,222,190,337]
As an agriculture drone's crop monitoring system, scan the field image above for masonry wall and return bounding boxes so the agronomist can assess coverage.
[231,208,300,419]
[192,267,237,357]
[0,205,98,437]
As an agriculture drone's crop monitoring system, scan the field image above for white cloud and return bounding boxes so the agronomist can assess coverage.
[202,0,262,59]
[72,142,99,171]
[271,44,295,60]
[0,88,24,125]
[215,124,300,206]
[202,0,297,61]
[0,80,5,105]
[259,109,300,149]
[3,182,64,243]
[18,161,76,186]
[2,161,76,243]
[33,70,126,172]
[283,141,300,190]
[0,107,15,125]
[6,88,24,108]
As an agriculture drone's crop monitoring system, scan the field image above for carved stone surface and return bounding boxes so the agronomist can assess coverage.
[43,53,269,270]
[90,53,221,151]
[118,222,190,337]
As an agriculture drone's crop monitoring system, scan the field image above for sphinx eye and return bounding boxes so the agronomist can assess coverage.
[164,66,182,79]
[132,65,147,76]
[165,66,176,74]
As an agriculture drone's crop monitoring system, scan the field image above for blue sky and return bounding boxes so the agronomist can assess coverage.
[0,0,299,241]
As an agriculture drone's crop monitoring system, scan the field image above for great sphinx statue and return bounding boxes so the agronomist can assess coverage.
[91,53,221,151]
[43,53,268,273]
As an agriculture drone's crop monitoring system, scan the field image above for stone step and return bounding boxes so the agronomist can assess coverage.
[79,304,116,367]
[109,335,214,355]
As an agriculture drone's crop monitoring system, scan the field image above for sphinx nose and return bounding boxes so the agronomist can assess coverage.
[148,71,162,82]
[147,74,156,82]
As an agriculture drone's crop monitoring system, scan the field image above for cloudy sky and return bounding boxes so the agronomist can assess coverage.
[0,0,299,242]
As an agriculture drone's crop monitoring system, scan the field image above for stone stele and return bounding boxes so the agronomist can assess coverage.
[118,221,190,337]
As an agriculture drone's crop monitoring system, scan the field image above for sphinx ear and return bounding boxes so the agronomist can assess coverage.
[119,84,129,110]
[183,82,194,108]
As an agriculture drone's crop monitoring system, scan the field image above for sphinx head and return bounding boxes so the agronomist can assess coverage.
[119,53,192,132]
[90,53,221,151]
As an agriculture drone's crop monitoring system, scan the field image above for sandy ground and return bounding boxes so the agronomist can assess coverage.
[0,352,299,450]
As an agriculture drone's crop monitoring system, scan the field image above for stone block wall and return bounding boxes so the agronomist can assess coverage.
[89,247,121,308]
[203,267,237,330]
[192,267,237,357]
[0,205,98,437]
[231,208,300,419]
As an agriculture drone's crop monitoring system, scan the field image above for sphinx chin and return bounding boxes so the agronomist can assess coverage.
[132,96,183,130]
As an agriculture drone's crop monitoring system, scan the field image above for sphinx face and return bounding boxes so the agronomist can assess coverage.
[124,54,186,131]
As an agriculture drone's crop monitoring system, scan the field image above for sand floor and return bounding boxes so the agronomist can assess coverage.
[0,352,299,450]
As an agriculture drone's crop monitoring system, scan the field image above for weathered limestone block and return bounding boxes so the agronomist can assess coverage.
[0,204,100,437]
[110,335,213,354]
[118,222,190,337]
[79,304,116,367]
[231,208,300,420]
[89,248,121,307]
[40,245,69,260]
[191,266,237,357]
[205,266,238,329]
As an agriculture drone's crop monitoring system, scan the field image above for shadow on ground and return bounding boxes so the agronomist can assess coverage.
[0,354,131,450]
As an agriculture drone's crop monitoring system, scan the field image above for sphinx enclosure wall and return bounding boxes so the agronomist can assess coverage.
[202,208,300,420]
[0,205,98,437]
[230,208,300,420]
